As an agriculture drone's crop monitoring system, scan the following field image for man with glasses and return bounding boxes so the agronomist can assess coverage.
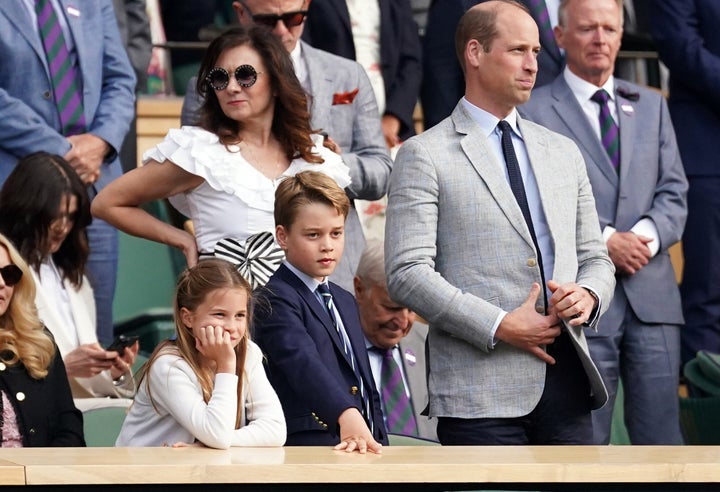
[181,0,392,293]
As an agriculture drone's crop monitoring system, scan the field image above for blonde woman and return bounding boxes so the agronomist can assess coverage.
[0,233,84,447]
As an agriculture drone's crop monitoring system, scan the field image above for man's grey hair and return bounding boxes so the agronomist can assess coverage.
[355,239,387,292]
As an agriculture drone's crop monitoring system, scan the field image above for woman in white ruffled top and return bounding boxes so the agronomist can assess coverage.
[93,26,350,287]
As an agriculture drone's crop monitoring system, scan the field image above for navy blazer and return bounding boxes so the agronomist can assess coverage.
[650,0,720,177]
[254,264,387,446]
[302,0,422,140]
[0,343,85,447]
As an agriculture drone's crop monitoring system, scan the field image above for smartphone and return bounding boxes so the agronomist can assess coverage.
[106,334,139,356]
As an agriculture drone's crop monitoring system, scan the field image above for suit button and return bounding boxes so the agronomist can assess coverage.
[350,386,358,395]
[527,258,537,267]
[322,424,328,429]
[29,428,36,435]
[16,392,25,402]
[42,91,51,99]
[535,306,544,314]
[0,362,5,371]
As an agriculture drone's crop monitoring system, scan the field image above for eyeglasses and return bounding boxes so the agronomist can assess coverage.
[206,65,263,91]
[237,0,308,29]
[0,264,22,287]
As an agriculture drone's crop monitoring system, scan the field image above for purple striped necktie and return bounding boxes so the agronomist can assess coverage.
[527,0,555,55]
[590,89,620,170]
[35,0,86,136]
[379,347,418,436]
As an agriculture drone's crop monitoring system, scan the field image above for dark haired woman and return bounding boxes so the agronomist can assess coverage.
[92,25,350,288]
[0,153,137,411]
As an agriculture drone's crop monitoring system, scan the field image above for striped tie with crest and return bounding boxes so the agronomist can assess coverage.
[591,89,620,170]
[379,347,418,436]
[35,0,86,136]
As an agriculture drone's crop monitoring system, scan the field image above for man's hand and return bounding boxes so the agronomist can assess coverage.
[64,133,110,184]
[495,283,561,364]
[547,280,598,327]
[334,408,382,454]
[607,231,652,275]
[381,114,401,148]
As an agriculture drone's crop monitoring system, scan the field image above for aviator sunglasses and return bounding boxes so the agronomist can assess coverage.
[206,64,263,91]
[0,264,22,287]
[237,1,308,29]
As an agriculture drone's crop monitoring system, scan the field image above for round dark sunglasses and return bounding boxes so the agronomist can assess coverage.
[206,65,263,91]
[0,264,22,287]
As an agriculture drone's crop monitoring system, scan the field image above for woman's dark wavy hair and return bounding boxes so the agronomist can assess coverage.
[0,152,92,287]
[196,25,323,164]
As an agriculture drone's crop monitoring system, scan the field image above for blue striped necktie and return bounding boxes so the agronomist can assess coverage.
[316,283,373,431]
[35,0,86,136]
[591,89,620,170]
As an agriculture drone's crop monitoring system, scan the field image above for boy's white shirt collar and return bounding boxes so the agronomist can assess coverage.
[283,260,326,292]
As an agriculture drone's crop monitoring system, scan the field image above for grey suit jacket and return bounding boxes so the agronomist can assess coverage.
[0,0,136,186]
[385,103,615,418]
[181,41,392,292]
[398,322,437,441]
[520,77,687,332]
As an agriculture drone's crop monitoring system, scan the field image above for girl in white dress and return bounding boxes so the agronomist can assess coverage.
[93,26,350,288]
[116,259,285,448]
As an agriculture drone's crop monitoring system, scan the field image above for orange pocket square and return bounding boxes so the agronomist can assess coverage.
[332,88,359,105]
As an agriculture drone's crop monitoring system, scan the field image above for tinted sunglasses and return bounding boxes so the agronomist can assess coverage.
[251,10,308,29]
[206,65,263,91]
[0,264,22,287]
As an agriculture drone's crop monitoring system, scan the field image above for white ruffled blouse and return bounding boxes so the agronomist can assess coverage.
[143,126,352,254]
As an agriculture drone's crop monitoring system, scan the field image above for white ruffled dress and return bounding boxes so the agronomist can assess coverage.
[142,126,352,255]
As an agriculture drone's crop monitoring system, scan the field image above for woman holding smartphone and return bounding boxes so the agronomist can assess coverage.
[0,153,138,411]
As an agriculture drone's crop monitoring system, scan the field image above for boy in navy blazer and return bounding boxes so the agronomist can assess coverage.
[254,171,387,453]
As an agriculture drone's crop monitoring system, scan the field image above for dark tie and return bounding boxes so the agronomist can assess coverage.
[316,283,373,430]
[590,89,620,170]
[35,0,86,136]
[377,347,418,436]
[498,121,546,297]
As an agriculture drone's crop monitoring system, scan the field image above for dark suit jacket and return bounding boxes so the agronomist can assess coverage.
[650,0,720,177]
[0,344,85,447]
[421,0,564,129]
[254,264,387,446]
[302,0,422,140]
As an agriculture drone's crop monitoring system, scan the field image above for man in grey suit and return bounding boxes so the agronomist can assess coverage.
[354,240,437,442]
[520,0,687,444]
[385,0,615,445]
[181,0,392,293]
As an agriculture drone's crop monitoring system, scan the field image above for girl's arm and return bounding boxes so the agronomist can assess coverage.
[231,342,286,446]
[149,355,238,449]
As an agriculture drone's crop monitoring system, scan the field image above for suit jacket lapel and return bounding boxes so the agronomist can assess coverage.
[2,2,49,75]
[550,77,619,186]
[302,42,333,130]
[615,83,638,193]
[453,104,536,250]
[278,265,354,367]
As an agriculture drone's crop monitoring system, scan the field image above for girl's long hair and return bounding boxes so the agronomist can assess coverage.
[141,259,252,429]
